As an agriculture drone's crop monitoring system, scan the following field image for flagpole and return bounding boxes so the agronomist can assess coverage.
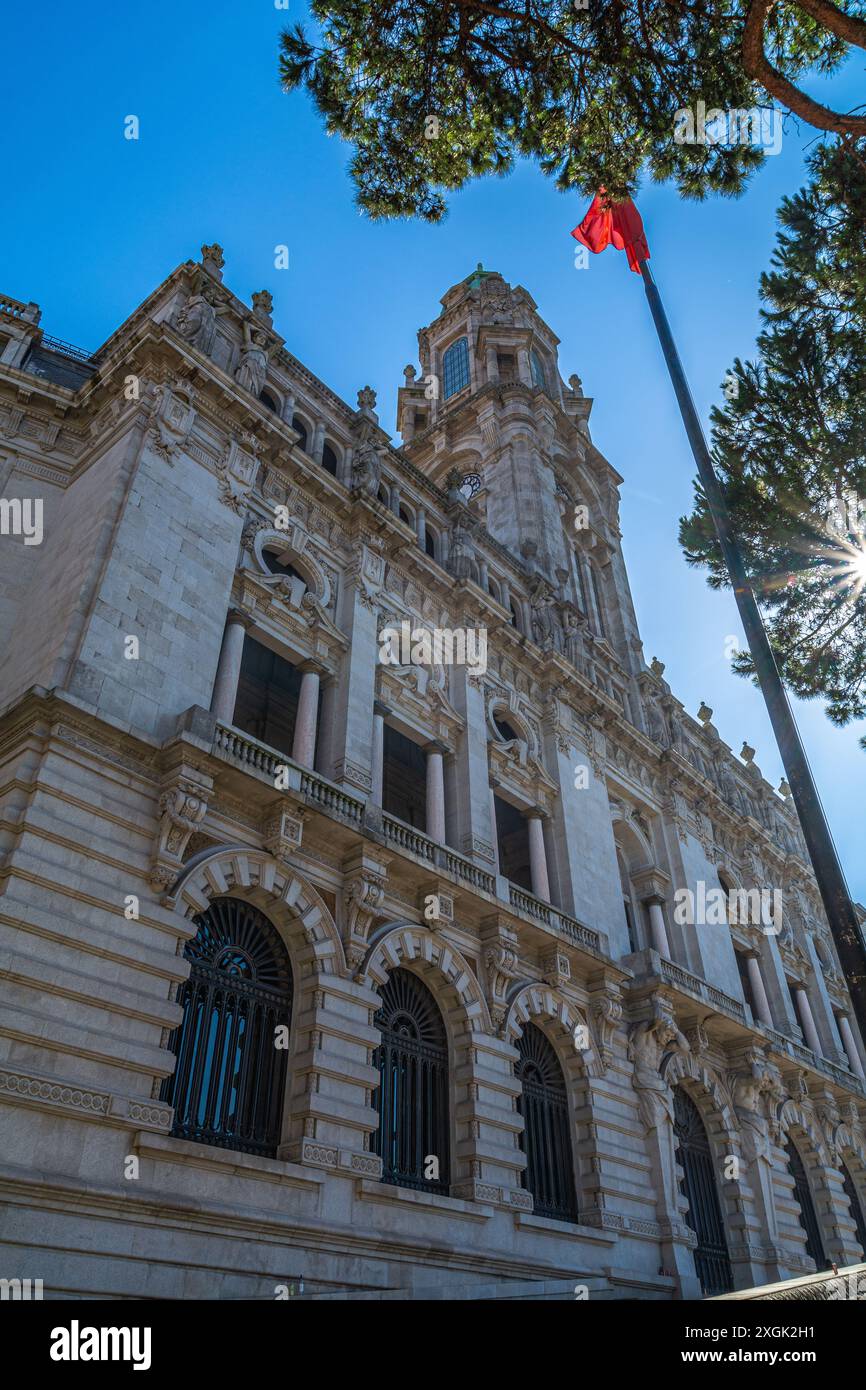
[637,255,866,1044]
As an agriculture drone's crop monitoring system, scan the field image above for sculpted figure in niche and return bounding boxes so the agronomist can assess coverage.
[647,698,669,747]
[529,576,560,649]
[235,319,269,397]
[562,607,588,675]
[447,512,478,583]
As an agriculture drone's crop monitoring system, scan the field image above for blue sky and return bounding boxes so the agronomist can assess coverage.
[2,3,863,896]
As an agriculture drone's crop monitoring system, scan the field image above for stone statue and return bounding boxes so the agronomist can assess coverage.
[627,1008,689,1134]
[235,319,269,397]
[717,759,741,811]
[447,513,477,582]
[351,435,382,497]
[647,699,669,748]
[174,279,223,356]
[732,1068,771,1164]
[562,608,588,674]
[529,576,558,648]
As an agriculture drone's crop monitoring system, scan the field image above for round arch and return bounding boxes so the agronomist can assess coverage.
[359,922,491,1033]
[252,530,331,606]
[170,844,346,979]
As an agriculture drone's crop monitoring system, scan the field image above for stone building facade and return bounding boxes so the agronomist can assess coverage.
[1,251,865,1300]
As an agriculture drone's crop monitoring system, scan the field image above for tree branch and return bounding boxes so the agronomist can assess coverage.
[743,0,866,136]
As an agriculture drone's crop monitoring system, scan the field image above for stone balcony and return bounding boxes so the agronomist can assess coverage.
[627,945,865,1099]
[206,717,609,963]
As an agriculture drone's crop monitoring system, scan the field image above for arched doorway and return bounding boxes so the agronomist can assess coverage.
[673,1088,734,1295]
[785,1138,828,1269]
[162,897,293,1157]
[370,968,449,1193]
[516,1023,578,1222]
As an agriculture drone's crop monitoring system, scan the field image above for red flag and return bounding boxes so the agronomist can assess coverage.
[571,194,650,273]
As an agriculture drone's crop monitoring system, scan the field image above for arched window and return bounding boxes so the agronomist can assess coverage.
[260,389,278,413]
[493,713,520,743]
[530,349,546,390]
[617,849,640,953]
[399,503,414,528]
[262,547,306,585]
[841,1162,866,1258]
[574,551,590,615]
[424,525,438,561]
[673,1089,733,1295]
[785,1137,827,1269]
[442,337,470,399]
[371,968,449,1193]
[162,897,293,1157]
[509,599,522,631]
[291,416,309,451]
[589,564,606,637]
[516,1023,578,1222]
[487,576,501,604]
[321,442,338,477]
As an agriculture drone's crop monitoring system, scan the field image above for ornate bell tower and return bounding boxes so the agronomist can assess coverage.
[397,266,643,682]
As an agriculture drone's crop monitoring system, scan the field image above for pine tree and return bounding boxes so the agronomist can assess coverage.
[679,139,866,740]
[278,0,865,220]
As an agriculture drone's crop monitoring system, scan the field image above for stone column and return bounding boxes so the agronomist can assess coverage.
[526,811,551,903]
[311,422,325,463]
[210,609,251,723]
[644,897,670,959]
[517,346,532,386]
[485,345,499,384]
[746,951,774,1027]
[416,507,427,551]
[370,701,389,807]
[291,664,321,769]
[315,677,336,779]
[425,741,447,843]
[837,1014,866,1081]
[794,985,822,1056]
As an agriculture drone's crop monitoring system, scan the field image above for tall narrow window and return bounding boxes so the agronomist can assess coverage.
[674,1089,734,1295]
[442,337,470,399]
[530,349,546,390]
[589,564,606,637]
[785,1137,827,1269]
[162,898,293,1157]
[291,416,309,451]
[371,969,449,1193]
[516,1024,578,1222]
[841,1163,866,1258]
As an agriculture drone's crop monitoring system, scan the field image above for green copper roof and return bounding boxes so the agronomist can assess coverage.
[465,262,498,289]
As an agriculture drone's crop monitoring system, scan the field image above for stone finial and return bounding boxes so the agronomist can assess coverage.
[22,301,41,325]
[779,778,792,798]
[357,385,377,418]
[741,740,756,764]
[569,373,584,396]
[201,243,225,280]
[650,656,665,678]
[251,290,274,323]
[403,364,417,385]
[698,701,713,725]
